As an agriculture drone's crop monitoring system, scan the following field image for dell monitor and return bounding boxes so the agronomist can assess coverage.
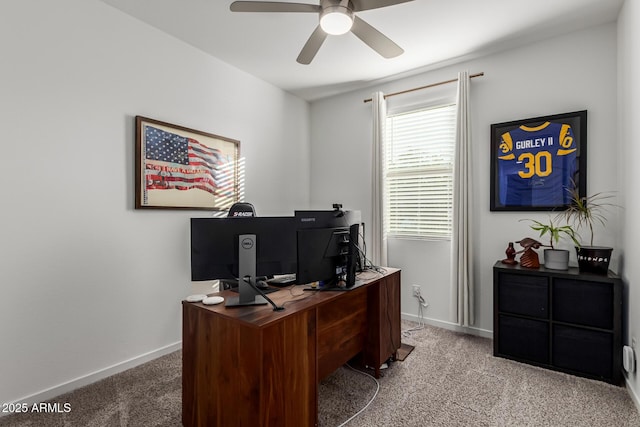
[190,217,297,307]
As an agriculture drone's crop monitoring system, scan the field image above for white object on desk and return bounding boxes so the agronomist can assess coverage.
[186,294,207,303]
[203,296,224,305]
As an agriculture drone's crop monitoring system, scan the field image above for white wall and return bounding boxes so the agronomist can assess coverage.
[0,0,310,405]
[310,23,620,335]
[618,0,640,409]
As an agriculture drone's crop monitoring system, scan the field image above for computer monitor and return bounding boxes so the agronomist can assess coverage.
[296,210,361,289]
[190,217,297,306]
[295,209,361,229]
[296,226,348,286]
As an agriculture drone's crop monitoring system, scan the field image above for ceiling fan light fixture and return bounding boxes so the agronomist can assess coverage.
[320,6,354,35]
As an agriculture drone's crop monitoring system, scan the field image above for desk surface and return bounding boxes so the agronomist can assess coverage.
[185,268,399,327]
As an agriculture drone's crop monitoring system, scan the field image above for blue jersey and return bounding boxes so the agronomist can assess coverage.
[497,122,577,207]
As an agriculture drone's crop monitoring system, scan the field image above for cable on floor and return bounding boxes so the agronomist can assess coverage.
[336,364,380,427]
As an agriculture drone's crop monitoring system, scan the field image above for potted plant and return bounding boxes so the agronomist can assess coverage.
[560,185,617,274]
[523,217,580,270]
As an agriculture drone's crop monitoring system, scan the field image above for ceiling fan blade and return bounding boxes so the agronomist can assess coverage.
[230,1,321,13]
[297,25,328,64]
[350,0,414,12]
[350,16,403,58]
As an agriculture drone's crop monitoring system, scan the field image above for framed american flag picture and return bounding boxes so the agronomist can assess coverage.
[490,110,587,211]
[135,116,240,210]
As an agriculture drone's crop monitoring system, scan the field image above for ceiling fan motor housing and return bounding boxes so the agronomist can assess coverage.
[320,0,353,9]
[320,0,354,35]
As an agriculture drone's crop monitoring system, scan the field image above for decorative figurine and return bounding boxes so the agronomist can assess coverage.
[501,242,518,265]
[516,237,544,269]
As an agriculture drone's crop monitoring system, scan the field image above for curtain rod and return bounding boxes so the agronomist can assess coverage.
[363,72,484,103]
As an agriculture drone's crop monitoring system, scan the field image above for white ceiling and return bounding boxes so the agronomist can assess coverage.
[99,0,623,101]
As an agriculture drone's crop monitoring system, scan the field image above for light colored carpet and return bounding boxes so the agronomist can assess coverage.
[319,323,640,426]
[1,321,638,426]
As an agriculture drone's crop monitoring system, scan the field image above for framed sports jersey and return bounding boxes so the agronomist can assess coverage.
[490,110,587,211]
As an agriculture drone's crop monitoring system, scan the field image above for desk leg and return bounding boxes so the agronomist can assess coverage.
[364,271,401,380]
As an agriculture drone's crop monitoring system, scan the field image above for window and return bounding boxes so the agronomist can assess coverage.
[385,103,456,240]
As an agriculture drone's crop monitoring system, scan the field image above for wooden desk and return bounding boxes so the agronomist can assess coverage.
[182,268,401,427]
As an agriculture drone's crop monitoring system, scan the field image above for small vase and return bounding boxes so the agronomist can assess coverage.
[501,242,517,265]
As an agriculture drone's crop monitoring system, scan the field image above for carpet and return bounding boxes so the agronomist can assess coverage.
[2,321,639,427]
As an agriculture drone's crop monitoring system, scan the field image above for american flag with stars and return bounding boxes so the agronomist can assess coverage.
[143,125,233,196]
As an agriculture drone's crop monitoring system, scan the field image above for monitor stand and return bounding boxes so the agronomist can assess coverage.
[225,234,268,307]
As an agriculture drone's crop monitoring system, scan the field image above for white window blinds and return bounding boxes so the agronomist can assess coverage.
[385,104,456,239]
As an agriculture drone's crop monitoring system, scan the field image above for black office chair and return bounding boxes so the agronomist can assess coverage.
[227,202,256,217]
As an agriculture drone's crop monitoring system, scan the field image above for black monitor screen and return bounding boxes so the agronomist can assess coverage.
[190,217,298,281]
[296,210,361,287]
[297,226,350,285]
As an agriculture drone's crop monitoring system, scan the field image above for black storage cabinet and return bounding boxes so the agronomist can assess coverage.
[493,261,622,385]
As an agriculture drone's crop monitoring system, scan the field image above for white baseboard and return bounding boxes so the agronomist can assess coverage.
[2,341,181,414]
[401,312,493,339]
[625,374,640,415]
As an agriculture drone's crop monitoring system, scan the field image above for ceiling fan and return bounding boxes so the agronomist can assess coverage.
[229,0,414,64]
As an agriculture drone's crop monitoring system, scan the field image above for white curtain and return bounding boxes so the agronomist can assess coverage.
[450,71,474,326]
[371,92,388,267]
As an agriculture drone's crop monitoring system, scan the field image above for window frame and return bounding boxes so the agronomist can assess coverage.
[384,99,457,241]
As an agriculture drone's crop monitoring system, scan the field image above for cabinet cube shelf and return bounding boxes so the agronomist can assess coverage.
[493,262,622,385]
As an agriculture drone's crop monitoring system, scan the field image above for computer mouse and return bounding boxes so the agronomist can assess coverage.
[202,296,224,305]
[257,280,270,290]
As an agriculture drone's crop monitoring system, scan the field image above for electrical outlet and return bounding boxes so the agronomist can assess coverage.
[412,285,421,297]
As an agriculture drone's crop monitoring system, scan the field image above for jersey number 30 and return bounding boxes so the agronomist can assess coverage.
[518,151,552,179]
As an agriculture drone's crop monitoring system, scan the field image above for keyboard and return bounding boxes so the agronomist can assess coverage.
[268,274,297,286]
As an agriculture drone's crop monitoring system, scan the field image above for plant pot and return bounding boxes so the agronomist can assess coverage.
[575,246,613,275]
[544,249,569,270]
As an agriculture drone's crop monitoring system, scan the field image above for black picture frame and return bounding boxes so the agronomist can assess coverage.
[490,110,587,211]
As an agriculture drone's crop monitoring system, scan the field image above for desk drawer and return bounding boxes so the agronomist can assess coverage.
[317,291,367,380]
